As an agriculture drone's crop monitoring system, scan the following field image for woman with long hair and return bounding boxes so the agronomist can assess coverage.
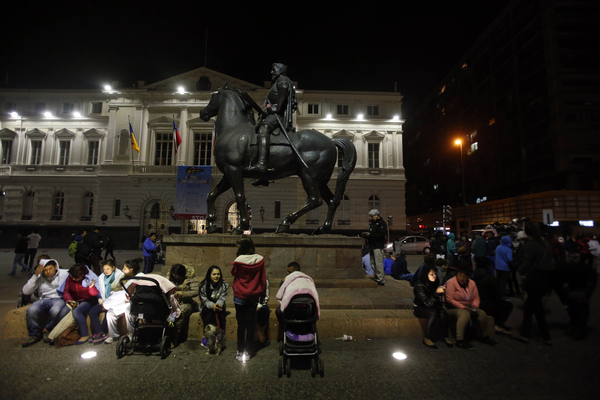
[413,264,453,349]
[199,265,229,333]
[231,237,266,362]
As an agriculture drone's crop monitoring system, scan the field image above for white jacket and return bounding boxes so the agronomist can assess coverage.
[22,268,69,300]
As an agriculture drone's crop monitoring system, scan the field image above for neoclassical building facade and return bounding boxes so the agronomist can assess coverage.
[0,68,405,248]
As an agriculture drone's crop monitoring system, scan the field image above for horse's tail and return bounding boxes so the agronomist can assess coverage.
[332,138,357,203]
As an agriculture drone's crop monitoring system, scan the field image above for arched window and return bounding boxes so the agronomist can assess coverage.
[338,195,351,225]
[52,192,64,220]
[82,192,94,221]
[368,195,381,212]
[22,191,34,220]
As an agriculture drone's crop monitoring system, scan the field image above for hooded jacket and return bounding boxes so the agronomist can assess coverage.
[446,233,457,256]
[22,259,69,299]
[494,236,513,272]
[231,254,266,300]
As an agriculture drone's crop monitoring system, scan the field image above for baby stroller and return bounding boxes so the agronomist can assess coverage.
[116,277,172,359]
[278,294,323,378]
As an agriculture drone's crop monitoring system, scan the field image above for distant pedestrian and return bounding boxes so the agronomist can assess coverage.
[446,233,457,270]
[103,236,116,261]
[362,209,387,286]
[11,232,29,275]
[495,236,513,297]
[25,229,42,270]
[142,233,158,274]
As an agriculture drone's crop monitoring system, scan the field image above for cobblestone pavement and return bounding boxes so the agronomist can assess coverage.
[1,249,599,399]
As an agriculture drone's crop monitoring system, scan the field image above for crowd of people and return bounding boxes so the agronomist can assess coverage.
[409,222,598,349]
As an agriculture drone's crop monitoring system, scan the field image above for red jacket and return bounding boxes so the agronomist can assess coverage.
[62,276,99,302]
[231,254,266,300]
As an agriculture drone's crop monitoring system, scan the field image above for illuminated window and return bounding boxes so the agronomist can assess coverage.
[368,143,380,168]
[194,133,212,166]
[30,140,42,165]
[471,142,478,152]
[87,141,99,165]
[52,192,64,220]
[1,140,12,164]
[489,118,495,125]
[58,141,70,165]
[155,133,173,166]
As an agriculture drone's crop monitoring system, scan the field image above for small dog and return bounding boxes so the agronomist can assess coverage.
[204,324,226,356]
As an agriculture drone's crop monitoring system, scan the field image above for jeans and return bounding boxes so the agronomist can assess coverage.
[235,301,257,353]
[26,298,69,336]
[71,298,104,337]
[143,256,155,274]
[12,253,28,274]
[201,307,227,330]
[24,248,38,270]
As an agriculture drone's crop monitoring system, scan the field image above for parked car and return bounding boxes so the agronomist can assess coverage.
[467,228,498,240]
[385,236,431,254]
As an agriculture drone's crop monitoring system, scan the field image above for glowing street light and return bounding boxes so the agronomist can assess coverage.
[43,111,52,118]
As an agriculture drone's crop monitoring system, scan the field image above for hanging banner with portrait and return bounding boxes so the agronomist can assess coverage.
[174,166,212,220]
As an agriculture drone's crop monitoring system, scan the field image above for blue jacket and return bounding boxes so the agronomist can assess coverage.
[143,238,157,257]
[446,233,457,256]
[495,236,513,272]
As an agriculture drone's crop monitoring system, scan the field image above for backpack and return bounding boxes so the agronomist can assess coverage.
[68,240,78,258]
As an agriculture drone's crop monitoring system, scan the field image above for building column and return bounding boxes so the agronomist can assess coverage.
[103,105,119,164]
[139,105,150,166]
[355,131,364,168]
[177,106,188,166]
[395,130,404,168]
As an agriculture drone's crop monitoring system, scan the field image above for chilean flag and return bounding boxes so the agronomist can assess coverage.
[173,120,182,155]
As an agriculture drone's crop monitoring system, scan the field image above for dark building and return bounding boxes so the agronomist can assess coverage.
[403,0,600,232]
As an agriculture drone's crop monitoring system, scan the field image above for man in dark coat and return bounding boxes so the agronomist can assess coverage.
[362,209,387,286]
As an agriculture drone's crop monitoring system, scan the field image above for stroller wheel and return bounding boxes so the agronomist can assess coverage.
[116,336,130,359]
[160,336,171,359]
[277,359,283,378]
[318,358,324,377]
[279,342,284,356]
[286,357,291,378]
[311,358,317,377]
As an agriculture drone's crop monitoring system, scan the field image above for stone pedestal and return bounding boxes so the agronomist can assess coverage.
[162,233,365,280]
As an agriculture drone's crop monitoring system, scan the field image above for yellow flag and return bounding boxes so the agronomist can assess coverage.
[129,121,140,153]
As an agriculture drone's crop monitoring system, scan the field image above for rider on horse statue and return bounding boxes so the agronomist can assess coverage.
[246,63,298,174]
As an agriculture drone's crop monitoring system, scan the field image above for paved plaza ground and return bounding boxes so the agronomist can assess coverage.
[1,248,599,399]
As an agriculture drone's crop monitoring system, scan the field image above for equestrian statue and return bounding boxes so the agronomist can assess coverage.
[199,63,357,235]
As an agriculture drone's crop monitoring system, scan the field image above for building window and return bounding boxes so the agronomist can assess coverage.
[63,103,74,114]
[81,192,93,221]
[337,105,349,115]
[194,133,212,165]
[30,140,42,165]
[87,141,99,165]
[91,102,103,114]
[114,199,121,217]
[338,195,350,224]
[58,141,70,165]
[368,143,380,168]
[22,191,34,220]
[155,133,174,165]
[368,195,380,211]
[34,102,46,114]
[274,201,281,219]
[470,142,478,152]
[367,105,379,116]
[52,192,64,220]
[307,104,319,114]
[1,140,12,164]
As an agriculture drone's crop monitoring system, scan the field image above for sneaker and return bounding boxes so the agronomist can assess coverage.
[201,337,208,348]
[22,335,42,348]
[455,340,474,350]
[43,332,51,343]
[92,333,107,344]
[235,351,243,362]
[479,336,499,347]
[104,337,115,344]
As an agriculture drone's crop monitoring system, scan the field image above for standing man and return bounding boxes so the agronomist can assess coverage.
[143,232,158,274]
[362,209,387,286]
[247,63,298,174]
[77,227,103,275]
[25,229,42,271]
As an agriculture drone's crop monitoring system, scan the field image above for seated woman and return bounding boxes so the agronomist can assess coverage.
[101,258,143,344]
[413,264,453,349]
[98,260,125,301]
[445,266,499,350]
[168,264,199,346]
[199,265,229,337]
[58,264,106,345]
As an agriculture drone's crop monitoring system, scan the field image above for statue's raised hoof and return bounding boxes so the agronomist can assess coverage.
[311,227,326,236]
[275,224,290,234]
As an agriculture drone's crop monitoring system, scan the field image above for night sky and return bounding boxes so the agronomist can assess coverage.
[1,1,511,118]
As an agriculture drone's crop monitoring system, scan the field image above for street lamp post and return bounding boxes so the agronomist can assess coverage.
[455,139,466,206]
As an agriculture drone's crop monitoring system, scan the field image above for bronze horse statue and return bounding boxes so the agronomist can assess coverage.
[199,85,356,235]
